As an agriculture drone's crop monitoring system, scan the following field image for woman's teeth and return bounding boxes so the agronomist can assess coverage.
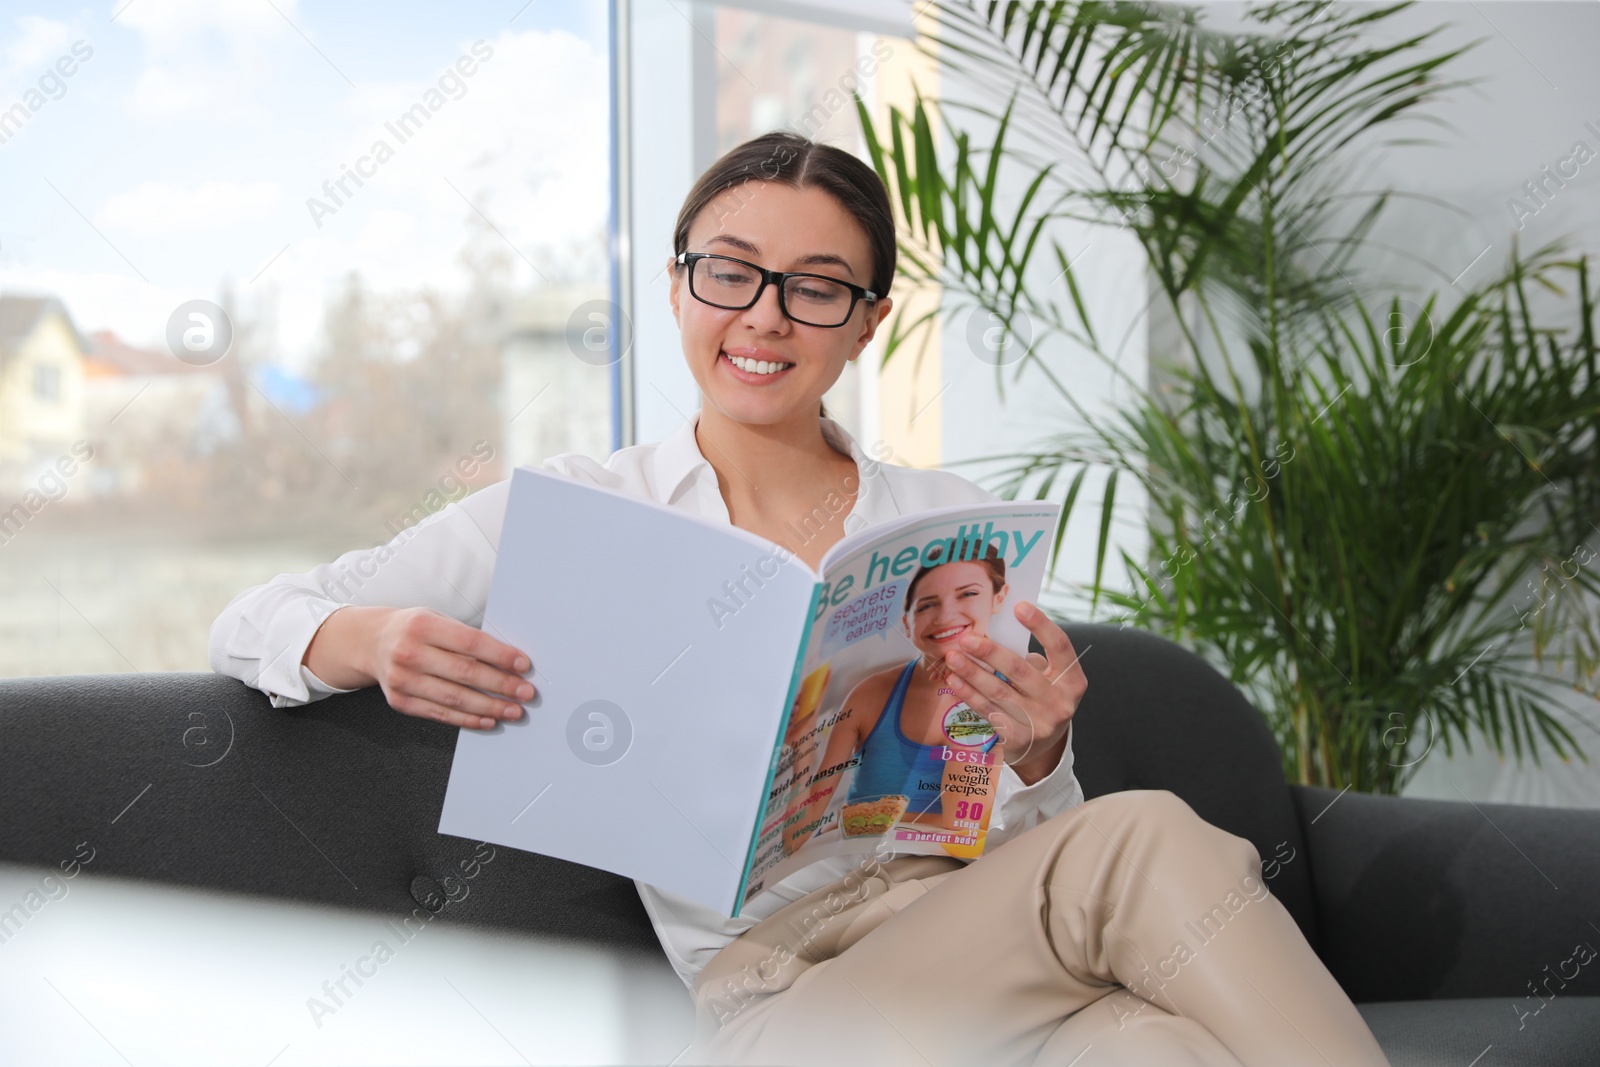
[725,351,793,375]
[932,625,967,641]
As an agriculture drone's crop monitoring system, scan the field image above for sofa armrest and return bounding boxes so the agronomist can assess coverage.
[1293,785,1600,1002]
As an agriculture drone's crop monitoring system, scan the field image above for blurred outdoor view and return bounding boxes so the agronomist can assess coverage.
[0,1,884,681]
[0,2,617,677]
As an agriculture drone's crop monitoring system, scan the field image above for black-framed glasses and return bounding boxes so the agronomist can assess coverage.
[676,251,877,328]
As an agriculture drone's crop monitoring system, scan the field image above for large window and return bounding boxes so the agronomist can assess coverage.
[0,1,613,678]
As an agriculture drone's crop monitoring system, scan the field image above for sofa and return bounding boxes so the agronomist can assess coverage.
[3,621,1597,1065]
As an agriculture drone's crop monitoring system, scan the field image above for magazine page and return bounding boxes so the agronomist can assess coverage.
[438,466,822,917]
[739,500,1062,906]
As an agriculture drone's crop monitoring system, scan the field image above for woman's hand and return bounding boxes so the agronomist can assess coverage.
[305,605,535,730]
[941,601,1087,785]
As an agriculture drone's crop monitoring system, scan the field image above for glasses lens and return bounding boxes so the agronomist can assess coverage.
[692,257,761,307]
[782,274,853,326]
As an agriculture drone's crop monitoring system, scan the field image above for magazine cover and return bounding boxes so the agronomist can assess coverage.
[742,503,1061,905]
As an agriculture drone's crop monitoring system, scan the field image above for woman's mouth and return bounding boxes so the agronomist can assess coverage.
[721,349,794,381]
[929,623,970,643]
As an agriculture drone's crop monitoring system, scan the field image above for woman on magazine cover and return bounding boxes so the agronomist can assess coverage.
[783,542,1011,852]
[210,131,1390,1067]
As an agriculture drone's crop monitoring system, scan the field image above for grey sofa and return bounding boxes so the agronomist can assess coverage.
[3,621,1597,1065]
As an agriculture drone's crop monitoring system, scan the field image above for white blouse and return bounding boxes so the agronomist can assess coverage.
[208,411,1085,989]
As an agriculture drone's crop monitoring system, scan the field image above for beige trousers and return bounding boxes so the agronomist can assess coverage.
[686,790,1389,1067]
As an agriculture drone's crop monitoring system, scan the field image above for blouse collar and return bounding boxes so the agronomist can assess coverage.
[650,410,890,528]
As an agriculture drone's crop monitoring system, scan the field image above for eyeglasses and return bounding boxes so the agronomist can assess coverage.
[675,251,877,328]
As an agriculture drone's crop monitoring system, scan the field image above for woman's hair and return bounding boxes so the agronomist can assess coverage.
[672,131,896,425]
[903,542,1007,615]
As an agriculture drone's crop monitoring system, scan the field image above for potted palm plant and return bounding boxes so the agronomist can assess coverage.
[854,0,1600,792]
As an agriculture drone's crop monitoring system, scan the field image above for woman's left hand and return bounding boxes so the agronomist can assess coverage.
[942,601,1088,783]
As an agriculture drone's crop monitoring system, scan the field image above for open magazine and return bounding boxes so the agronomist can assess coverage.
[437,465,1061,918]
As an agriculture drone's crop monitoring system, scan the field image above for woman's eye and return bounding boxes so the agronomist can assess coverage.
[787,278,848,303]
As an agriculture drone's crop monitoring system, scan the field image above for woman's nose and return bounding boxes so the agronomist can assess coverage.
[739,279,790,330]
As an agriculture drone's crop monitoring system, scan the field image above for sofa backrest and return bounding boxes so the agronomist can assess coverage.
[0,621,1315,955]
[1055,623,1318,947]
[0,671,663,952]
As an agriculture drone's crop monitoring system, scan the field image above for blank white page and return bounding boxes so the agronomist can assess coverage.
[438,466,820,915]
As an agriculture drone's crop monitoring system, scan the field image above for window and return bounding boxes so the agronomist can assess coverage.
[0,2,613,678]
[32,364,60,403]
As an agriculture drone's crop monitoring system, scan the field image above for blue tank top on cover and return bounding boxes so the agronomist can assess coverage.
[844,659,998,816]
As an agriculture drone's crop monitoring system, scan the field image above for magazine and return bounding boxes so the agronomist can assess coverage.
[437,465,1061,918]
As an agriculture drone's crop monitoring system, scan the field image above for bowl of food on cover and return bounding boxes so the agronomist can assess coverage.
[840,794,910,838]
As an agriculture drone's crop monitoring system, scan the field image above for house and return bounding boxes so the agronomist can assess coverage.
[80,329,232,498]
[0,294,89,499]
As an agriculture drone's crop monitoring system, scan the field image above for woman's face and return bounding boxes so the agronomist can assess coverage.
[903,562,1008,661]
[668,181,892,428]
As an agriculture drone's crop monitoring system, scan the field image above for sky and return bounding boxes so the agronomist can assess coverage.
[0,0,612,371]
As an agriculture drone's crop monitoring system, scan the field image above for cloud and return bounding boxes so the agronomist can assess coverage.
[126,63,212,117]
[10,19,611,375]
[0,15,76,96]
[115,0,291,50]
[304,28,609,252]
[117,0,297,118]
[97,180,284,235]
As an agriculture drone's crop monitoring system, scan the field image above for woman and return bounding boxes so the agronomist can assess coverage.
[784,543,1009,856]
[209,131,1389,1067]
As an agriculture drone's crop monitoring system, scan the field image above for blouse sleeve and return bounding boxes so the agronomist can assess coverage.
[207,478,511,708]
[986,729,1086,847]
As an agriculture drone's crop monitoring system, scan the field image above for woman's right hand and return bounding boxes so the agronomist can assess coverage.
[304,605,535,730]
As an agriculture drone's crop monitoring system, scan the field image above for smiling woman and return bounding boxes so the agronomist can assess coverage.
[668,132,895,419]
[210,129,1390,1067]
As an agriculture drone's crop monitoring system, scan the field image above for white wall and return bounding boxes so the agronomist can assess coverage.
[1350,1,1600,807]
[1184,1,1600,807]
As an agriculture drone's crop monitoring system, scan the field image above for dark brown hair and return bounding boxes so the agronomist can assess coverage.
[904,542,1007,615]
[672,131,896,422]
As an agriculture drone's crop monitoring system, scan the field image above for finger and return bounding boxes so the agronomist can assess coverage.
[946,649,1021,709]
[954,633,1042,695]
[947,646,1024,703]
[421,613,533,674]
[1015,602,1081,678]
[399,671,524,725]
[410,643,535,705]
[984,706,1024,749]
[388,687,504,730]
[982,706,1043,763]
[945,653,1048,757]
[992,604,1094,697]
[1014,656,1058,731]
